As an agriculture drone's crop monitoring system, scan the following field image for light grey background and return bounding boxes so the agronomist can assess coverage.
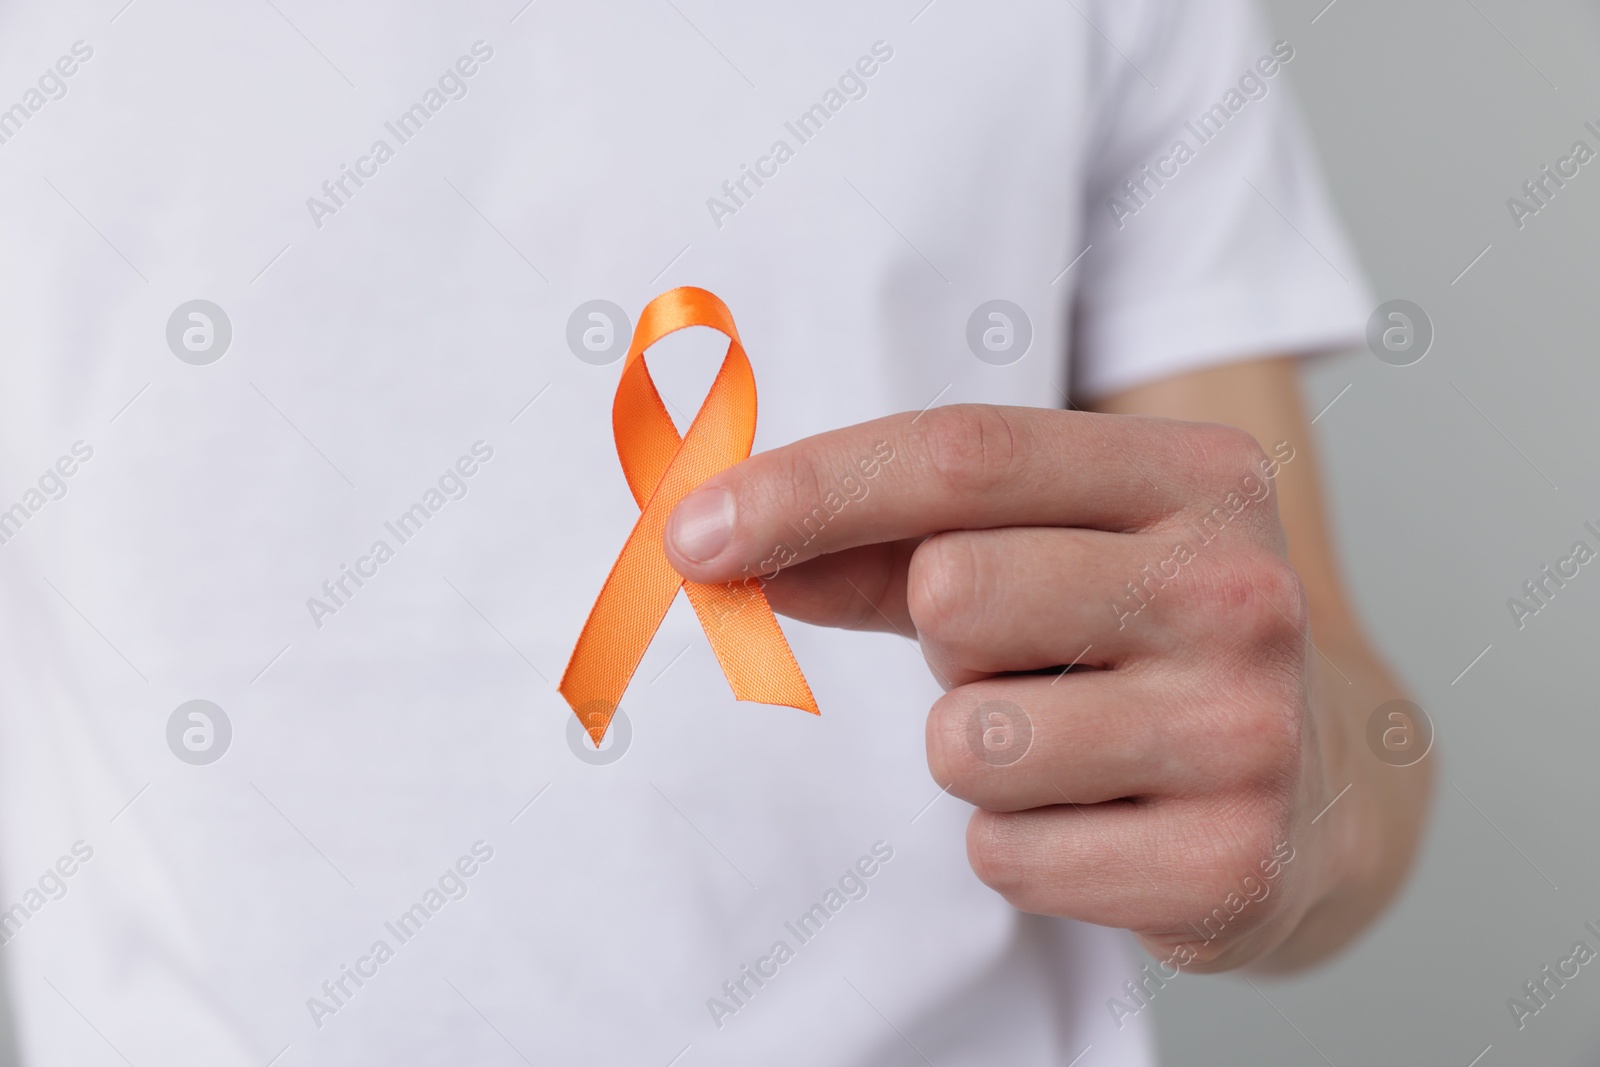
[0,2,1593,1065]
[1154,1,1600,1065]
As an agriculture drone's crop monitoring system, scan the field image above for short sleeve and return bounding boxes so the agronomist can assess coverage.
[1069,0,1372,401]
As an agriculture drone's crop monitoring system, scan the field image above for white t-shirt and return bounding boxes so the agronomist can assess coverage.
[0,1,1366,1064]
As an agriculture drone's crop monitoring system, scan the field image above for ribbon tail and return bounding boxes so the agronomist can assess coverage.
[559,532,683,747]
[683,580,819,716]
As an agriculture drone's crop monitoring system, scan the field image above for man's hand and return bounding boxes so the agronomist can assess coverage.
[664,400,1429,972]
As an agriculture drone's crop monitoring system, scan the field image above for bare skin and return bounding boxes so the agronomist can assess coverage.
[664,355,1432,973]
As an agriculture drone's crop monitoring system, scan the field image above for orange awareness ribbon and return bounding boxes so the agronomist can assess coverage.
[559,287,818,746]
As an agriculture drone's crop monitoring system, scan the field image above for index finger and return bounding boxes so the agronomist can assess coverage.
[663,403,1209,584]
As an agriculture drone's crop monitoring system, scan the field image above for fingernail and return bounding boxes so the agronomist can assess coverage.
[668,488,735,563]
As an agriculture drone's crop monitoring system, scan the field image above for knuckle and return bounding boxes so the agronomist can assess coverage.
[906,532,979,641]
[1199,554,1307,651]
[1199,663,1305,797]
[1233,800,1295,878]
[1254,555,1309,634]
[1191,800,1292,910]
[1242,555,1309,646]
[762,444,828,534]
[965,809,1025,896]
[1210,423,1271,476]
[915,404,1019,494]
[1185,423,1272,496]
[1219,693,1303,793]
[924,692,973,786]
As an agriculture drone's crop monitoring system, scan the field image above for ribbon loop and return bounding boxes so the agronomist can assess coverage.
[559,287,818,746]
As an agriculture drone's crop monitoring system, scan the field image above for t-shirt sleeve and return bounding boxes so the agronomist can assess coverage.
[1069,0,1372,402]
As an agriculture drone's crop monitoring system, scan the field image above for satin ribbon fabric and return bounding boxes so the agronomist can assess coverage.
[559,287,818,746]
